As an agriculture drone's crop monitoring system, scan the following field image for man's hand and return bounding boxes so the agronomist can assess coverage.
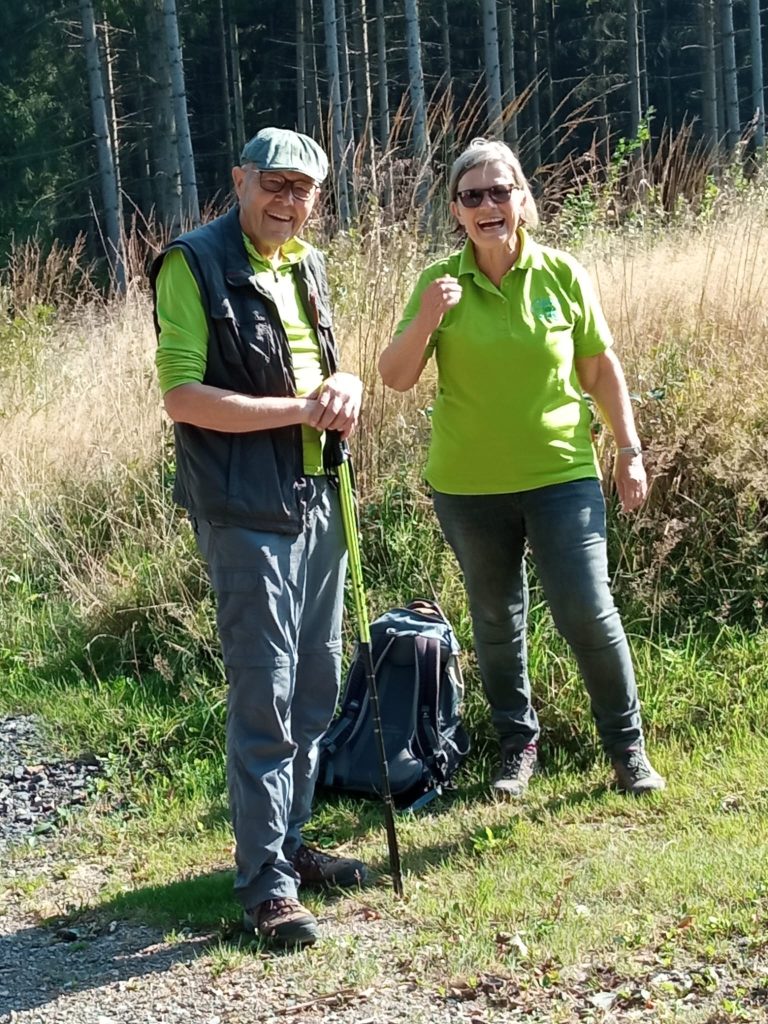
[306,371,363,439]
[614,453,648,512]
[417,276,463,333]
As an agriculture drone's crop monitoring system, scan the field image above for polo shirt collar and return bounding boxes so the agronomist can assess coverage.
[243,233,311,271]
[457,227,544,281]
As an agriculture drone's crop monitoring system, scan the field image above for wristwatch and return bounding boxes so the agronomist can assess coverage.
[617,444,642,457]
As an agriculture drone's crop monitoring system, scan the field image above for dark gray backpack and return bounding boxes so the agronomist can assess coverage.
[318,600,471,810]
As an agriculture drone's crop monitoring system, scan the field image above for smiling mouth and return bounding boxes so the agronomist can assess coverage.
[267,211,292,224]
[477,217,506,229]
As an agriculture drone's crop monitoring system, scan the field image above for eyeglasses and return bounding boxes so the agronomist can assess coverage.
[456,184,521,208]
[257,171,317,202]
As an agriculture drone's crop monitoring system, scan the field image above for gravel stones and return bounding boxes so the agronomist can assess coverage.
[0,716,101,854]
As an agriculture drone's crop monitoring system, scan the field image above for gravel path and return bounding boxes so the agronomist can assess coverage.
[2,717,767,1023]
[0,716,101,854]
[0,716,514,1024]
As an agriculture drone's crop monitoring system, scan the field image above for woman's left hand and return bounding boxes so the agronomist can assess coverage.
[614,453,648,512]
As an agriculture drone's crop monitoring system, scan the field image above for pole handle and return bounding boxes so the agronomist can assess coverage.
[323,430,348,471]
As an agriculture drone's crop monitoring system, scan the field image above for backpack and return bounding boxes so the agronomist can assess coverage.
[318,600,471,811]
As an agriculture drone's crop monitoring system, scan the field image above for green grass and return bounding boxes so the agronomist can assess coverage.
[4,732,768,1021]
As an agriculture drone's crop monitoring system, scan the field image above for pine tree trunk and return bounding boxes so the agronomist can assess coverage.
[700,0,719,152]
[375,0,390,147]
[145,0,182,228]
[133,34,154,217]
[639,1,649,120]
[719,0,740,151]
[482,0,503,134]
[80,0,125,292]
[404,0,427,160]
[227,10,245,156]
[748,0,765,149]
[336,0,357,218]
[322,0,350,227]
[297,0,307,134]
[626,0,642,140]
[440,0,452,93]
[306,0,322,138]
[500,0,518,149]
[351,0,376,192]
[218,0,235,169]
[526,0,541,171]
[163,0,200,226]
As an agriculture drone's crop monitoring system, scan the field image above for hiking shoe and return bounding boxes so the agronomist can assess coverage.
[244,897,318,946]
[612,747,666,795]
[290,845,368,889]
[492,743,538,797]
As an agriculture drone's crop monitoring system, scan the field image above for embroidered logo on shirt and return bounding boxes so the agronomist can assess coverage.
[532,296,559,322]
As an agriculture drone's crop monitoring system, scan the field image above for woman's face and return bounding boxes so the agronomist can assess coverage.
[450,159,526,253]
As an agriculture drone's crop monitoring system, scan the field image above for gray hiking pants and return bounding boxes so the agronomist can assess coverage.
[193,476,347,909]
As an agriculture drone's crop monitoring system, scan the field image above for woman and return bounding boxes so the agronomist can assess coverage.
[379,138,665,797]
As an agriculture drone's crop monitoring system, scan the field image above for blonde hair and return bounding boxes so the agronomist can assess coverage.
[448,138,539,229]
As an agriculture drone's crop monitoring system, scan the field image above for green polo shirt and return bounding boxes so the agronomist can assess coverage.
[155,236,326,476]
[395,230,611,494]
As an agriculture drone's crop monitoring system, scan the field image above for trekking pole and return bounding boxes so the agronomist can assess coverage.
[325,432,404,898]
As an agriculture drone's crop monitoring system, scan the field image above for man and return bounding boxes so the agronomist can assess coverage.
[151,127,368,947]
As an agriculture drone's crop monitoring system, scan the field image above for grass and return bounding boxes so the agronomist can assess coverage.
[1,177,768,1019]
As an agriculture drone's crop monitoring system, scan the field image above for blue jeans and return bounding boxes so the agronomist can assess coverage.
[194,477,347,909]
[433,478,643,756]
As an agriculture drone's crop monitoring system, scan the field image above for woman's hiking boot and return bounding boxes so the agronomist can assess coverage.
[492,743,538,797]
[290,844,368,889]
[244,897,318,946]
[612,747,666,795]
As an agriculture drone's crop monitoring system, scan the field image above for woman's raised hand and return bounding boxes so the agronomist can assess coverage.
[418,276,463,332]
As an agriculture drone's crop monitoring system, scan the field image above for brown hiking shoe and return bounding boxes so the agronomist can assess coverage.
[244,898,318,946]
[492,743,538,797]
[612,747,666,795]
[290,845,368,889]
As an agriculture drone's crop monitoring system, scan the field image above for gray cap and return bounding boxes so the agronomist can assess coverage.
[240,127,329,183]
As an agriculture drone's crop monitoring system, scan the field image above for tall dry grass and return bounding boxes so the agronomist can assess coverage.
[1,188,767,680]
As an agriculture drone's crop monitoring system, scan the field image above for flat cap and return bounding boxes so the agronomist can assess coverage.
[240,127,329,183]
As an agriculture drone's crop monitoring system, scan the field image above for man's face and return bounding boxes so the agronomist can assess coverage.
[232,165,318,257]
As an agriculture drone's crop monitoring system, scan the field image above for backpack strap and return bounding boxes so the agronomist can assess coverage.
[319,633,395,787]
[413,635,450,785]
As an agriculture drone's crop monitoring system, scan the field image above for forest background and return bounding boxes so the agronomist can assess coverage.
[1,1,768,1022]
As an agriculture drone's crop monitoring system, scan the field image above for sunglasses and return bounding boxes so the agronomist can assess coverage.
[456,184,521,208]
[258,171,317,202]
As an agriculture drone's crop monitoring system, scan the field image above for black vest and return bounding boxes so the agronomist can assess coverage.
[150,207,340,533]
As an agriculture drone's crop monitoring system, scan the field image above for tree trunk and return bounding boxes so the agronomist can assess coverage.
[297,0,307,134]
[540,0,555,159]
[748,0,765,149]
[162,0,200,226]
[217,0,235,170]
[375,0,390,148]
[661,0,674,129]
[500,0,518,149]
[440,0,452,94]
[626,0,642,140]
[639,0,649,120]
[482,0,503,134]
[719,0,740,151]
[526,0,541,171]
[145,0,182,230]
[306,0,322,138]
[227,9,245,156]
[336,0,357,219]
[80,0,125,292]
[351,0,376,192]
[404,0,428,163]
[322,0,350,227]
[699,0,719,152]
[133,34,155,218]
